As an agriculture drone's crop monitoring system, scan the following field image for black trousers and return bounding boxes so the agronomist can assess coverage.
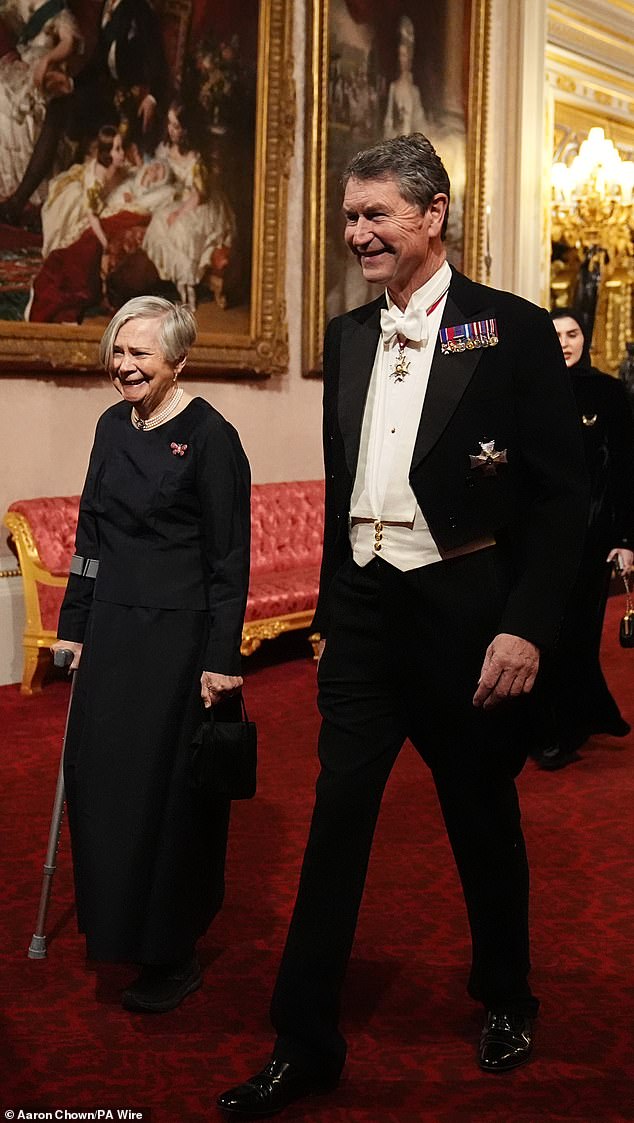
[271,551,539,1078]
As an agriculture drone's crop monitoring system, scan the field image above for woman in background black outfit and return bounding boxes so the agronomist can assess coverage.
[52,296,251,1009]
[535,308,634,770]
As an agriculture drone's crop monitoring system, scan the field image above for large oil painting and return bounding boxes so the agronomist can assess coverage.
[304,0,490,373]
[0,0,293,374]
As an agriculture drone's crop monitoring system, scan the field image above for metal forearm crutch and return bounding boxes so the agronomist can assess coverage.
[28,648,75,959]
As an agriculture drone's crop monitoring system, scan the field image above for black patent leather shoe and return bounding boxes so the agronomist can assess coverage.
[478,1010,533,1072]
[121,955,202,1012]
[217,1059,336,1116]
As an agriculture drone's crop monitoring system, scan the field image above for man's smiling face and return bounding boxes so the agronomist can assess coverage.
[342,174,447,306]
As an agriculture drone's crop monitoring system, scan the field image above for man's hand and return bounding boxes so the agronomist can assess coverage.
[50,639,83,671]
[473,633,539,710]
[200,671,243,709]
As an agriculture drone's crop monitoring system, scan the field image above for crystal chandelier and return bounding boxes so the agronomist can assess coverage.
[551,127,634,268]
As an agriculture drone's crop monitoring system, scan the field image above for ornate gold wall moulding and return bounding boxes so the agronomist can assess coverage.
[547,3,634,76]
[0,0,294,379]
[546,54,634,124]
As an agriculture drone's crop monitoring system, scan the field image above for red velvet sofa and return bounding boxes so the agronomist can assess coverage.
[4,480,324,694]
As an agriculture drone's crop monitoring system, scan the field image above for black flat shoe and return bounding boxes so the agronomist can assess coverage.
[121,955,202,1013]
[478,1010,533,1072]
[217,1059,337,1117]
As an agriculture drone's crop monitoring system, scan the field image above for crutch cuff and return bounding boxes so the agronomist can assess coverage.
[69,554,99,579]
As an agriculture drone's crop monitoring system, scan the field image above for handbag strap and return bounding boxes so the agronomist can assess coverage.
[204,692,250,726]
[622,570,633,617]
[239,693,250,723]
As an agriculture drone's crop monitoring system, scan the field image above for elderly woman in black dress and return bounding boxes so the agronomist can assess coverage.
[52,296,250,1010]
[534,308,634,770]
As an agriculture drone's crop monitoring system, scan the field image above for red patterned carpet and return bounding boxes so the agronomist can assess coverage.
[1,598,632,1122]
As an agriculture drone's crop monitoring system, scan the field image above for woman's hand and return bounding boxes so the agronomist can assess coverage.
[137,93,156,133]
[50,639,83,670]
[200,671,243,709]
[607,547,634,576]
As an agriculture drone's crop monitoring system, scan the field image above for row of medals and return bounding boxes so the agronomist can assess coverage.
[391,331,499,382]
[441,334,499,355]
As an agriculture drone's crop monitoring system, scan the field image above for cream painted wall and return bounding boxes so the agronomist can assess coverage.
[0,368,325,531]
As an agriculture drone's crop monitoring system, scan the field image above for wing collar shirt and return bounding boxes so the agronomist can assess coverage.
[350,259,452,571]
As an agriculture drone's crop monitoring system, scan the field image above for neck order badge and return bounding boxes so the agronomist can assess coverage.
[384,289,450,383]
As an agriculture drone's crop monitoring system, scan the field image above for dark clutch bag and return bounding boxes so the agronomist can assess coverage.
[190,695,257,799]
[620,611,634,648]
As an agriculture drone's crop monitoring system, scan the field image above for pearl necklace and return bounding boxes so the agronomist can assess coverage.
[131,386,183,431]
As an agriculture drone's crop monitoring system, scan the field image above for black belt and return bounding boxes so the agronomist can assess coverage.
[350,517,414,529]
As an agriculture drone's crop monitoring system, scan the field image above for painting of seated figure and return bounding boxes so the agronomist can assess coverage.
[303,0,490,374]
[0,0,293,377]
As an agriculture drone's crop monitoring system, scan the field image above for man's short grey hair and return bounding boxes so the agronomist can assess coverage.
[99,296,198,371]
[343,133,451,239]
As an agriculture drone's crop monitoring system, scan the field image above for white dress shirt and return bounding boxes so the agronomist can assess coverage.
[350,260,452,571]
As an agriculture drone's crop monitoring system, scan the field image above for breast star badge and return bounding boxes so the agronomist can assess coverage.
[469,440,508,475]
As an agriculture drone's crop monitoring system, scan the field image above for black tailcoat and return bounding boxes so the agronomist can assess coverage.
[314,267,589,650]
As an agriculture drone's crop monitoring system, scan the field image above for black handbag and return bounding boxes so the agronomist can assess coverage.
[618,570,634,649]
[190,695,257,799]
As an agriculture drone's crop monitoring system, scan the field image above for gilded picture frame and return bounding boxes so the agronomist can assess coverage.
[303,0,490,375]
[0,0,293,377]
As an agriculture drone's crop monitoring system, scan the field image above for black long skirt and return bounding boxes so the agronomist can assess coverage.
[544,547,627,744]
[64,600,231,964]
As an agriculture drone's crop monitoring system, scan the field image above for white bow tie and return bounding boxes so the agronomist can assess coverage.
[380,304,427,345]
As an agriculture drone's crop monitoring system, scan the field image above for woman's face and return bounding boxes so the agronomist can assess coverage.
[398,43,413,74]
[167,109,185,147]
[554,316,585,367]
[110,132,126,168]
[110,316,184,416]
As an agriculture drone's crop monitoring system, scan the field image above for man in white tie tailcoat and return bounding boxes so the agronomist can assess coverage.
[218,133,588,1117]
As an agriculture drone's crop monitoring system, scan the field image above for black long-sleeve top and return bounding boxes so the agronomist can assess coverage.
[58,396,251,674]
